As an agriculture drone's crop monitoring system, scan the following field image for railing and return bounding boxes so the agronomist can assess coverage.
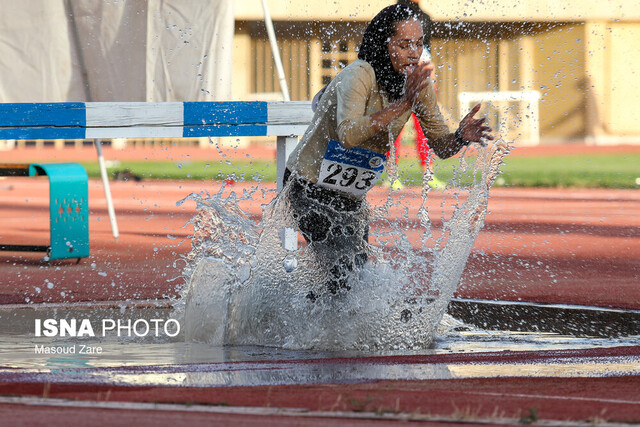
[1,101,314,246]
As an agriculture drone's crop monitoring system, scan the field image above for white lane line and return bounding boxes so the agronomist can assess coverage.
[467,391,640,405]
[0,395,614,426]
[0,299,173,311]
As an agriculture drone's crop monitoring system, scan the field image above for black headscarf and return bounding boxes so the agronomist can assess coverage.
[396,0,432,51]
[357,4,422,101]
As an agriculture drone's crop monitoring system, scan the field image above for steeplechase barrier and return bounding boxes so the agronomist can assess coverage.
[0,101,314,252]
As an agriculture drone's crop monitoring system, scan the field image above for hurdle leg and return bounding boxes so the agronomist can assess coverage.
[276,135,298,251]
[94,138,119,240]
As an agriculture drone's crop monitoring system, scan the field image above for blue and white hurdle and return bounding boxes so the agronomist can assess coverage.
[1,101,313,246]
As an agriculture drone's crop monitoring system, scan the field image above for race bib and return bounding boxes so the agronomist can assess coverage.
[317,140,387,198]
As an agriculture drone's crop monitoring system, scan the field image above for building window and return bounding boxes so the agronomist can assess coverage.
[319,39,358,87]
[251,36,311,101]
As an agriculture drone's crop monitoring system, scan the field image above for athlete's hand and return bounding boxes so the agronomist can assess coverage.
[458,104,494,145]
[403,62,433,107]
[370,62,434,133]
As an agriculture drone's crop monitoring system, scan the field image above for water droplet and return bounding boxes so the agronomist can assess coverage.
[283,255,298,273]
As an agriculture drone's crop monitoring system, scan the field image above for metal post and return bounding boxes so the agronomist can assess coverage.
[277,135,298,251]
[530,91,540,145]
[94,139,119,240]
[68,1,120,239]
[261,0,290,102]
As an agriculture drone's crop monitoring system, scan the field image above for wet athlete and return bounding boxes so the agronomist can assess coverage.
[284,4,493,300]
[392,0,435,175]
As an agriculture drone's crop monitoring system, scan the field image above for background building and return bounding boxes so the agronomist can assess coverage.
[0,0,638,147]
[234,0,640,145]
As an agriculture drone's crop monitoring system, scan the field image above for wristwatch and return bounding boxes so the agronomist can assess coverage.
[455,128,470,148]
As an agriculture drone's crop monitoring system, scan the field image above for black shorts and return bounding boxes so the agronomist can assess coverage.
[284,168,369,295]
[283,168,368,244]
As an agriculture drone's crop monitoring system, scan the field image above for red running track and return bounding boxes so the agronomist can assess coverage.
[1,345,640,424]
[1,179,638,308]
[1,346,640,424]
[1,144,639,424]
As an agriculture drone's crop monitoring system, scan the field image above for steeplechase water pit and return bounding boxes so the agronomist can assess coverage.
[1,140,639,389]
[1,300,640,388]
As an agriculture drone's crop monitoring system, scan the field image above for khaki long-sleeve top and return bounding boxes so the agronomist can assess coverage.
[287,59,456,185]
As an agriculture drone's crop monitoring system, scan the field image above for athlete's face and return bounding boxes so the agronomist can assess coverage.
[387,19,424,74]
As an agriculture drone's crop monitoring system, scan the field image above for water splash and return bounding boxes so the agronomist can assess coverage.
[177,139,510,351]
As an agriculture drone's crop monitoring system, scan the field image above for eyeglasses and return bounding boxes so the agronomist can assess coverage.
[389,40,424,51]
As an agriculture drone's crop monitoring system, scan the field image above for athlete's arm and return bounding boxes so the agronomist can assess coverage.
[337,62,431,150]
[369,62,432,133]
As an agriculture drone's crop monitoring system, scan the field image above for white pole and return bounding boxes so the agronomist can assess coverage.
[530,92,540,145]
[264,0,294,251]
[277,135,298,251]
[69,2,120,240]
[261,0,290,102]
[94,139,119,240]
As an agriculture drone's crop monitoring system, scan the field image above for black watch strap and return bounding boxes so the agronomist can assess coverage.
[455,128,469,147]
